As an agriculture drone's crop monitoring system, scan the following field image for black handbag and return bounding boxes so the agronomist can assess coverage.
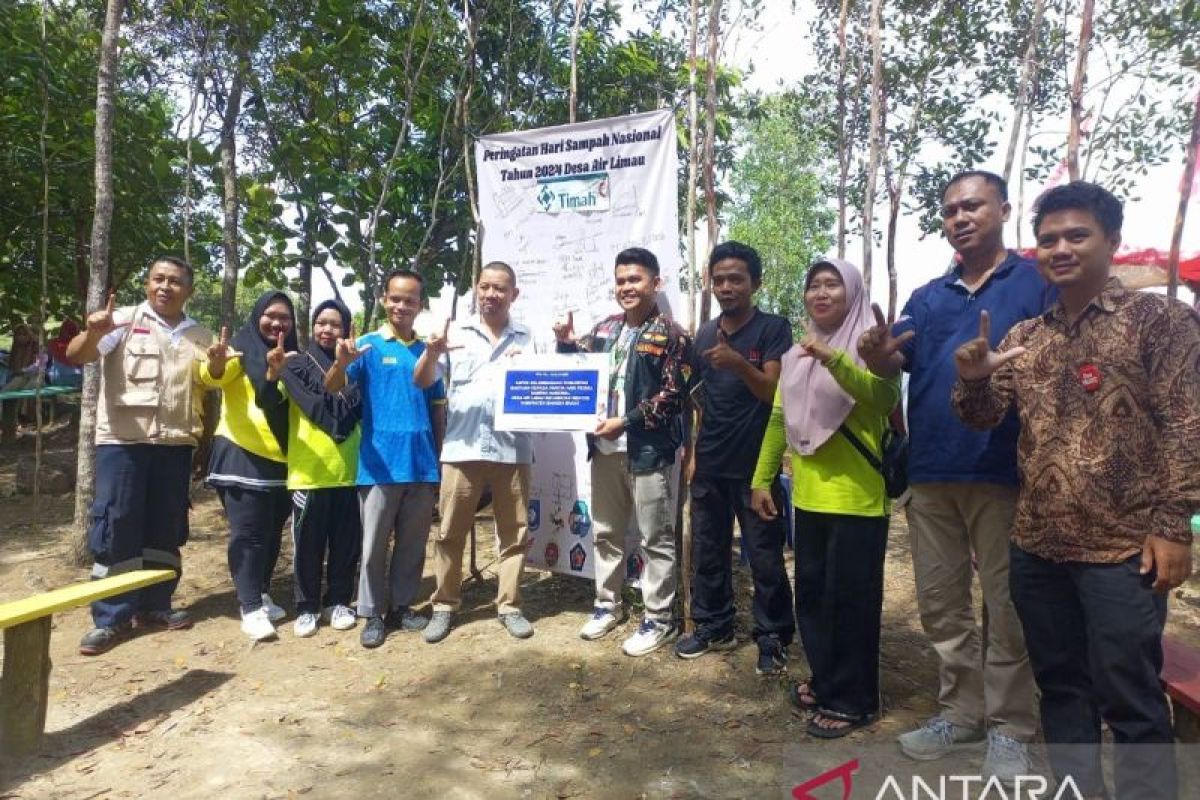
[837,421,909,499]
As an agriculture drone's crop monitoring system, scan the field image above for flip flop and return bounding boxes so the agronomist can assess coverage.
[806,707,876,740]
[788,680,818,712]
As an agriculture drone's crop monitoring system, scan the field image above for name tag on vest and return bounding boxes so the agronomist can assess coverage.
[382,356,398,365]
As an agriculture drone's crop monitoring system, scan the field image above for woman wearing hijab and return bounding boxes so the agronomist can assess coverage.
[203,291,298,641]
[750,258,900,738]
[257,299,363,638]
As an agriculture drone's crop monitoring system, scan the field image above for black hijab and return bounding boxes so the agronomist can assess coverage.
[305,298,351,369]
[233,290,298,452]
[278,298,360,442]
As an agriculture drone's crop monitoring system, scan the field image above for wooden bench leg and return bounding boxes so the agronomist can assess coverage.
[1,616,52,757]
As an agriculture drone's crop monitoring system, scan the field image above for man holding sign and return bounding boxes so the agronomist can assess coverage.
[555,247,690,657]
[66,257,223,655]
[415,262,536,644]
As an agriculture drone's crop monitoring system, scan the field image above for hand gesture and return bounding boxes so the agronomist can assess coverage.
[334,332,370,370]
[594,416,625,441]
[857,303,915,365]
[206,327,241,378]
[750,487,778,521]
[702,328,743,370]
[85,292,127,338]
[953,310,1026,382]
[797,333,835,365]
[265,337,298,381]
[425,319,461,357]
[1141,534,1193,593]
[553,310,577,345]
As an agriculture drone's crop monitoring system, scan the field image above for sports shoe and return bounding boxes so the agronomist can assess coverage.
[579,606,627,640]
[983,730,1031,784]
[360,615,387,648]
[133,609,193,630]
[240,606,277,641]
[326,605,357,631]
[293,612,319,638]
[261,593,286,622]
[498,611,534,639]
[423,610,453,644]
[755,634,788,676]
[621,618,680,657]
[386,606,429,631]
[79,623,131,656]
[898,716,985,761]
[674,627,736,659]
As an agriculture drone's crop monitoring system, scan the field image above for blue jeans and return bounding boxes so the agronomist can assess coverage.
[88,445,191,628]
[1009,545,1176,799]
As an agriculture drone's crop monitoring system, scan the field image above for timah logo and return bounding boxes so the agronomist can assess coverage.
[535,173,610,213]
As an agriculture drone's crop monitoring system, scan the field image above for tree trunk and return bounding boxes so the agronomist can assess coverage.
[1066,0,1095,182]
[1167,90,1200,300]
[219,67,245,331]
[74,212,88,313]
[862,0,884,294]
[685,0,701,331]
[699,0,723,324]
[295,209,315,345]
[72,0,126,564]
[1002,0,1044,183]
[569,0,584,124]
[835,0,851,259]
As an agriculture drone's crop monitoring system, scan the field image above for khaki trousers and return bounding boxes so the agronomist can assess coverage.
[590,452,677,622]
[906,482,1037,740]
[431,461,531,615]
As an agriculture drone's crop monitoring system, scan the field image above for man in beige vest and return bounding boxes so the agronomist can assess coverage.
[67,257,234,655]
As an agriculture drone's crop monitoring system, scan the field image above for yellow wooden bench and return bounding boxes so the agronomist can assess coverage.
[0,569,175,757]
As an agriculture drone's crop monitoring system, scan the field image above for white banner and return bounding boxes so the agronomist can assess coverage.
[475,109,682,578]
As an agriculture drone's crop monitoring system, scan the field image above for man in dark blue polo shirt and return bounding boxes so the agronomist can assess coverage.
[674,241,795,675]
[858,171,1051,783]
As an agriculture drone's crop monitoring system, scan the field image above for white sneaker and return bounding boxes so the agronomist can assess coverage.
[293,612,319,638]
[982,730,1031,784]
[621,618,679,657]
[261,593,286,622]
[241,606,277,641]
[327,605,357,631]
[579,606,626,640]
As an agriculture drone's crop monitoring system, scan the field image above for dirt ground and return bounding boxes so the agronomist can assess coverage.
[2,423,1199,799]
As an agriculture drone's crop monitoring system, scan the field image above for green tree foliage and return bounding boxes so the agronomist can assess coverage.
[0,0,218,328]
[726,95,834,324]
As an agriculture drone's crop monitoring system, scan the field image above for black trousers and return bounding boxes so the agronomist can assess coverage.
[794,509,887,718]
[291,487,362,614]
[217,486,290,614]
[89,444,192,628]
[688,475,795,643]
[1009,545,1176,800]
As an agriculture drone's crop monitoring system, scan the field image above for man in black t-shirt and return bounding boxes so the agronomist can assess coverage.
[677,241,796,674]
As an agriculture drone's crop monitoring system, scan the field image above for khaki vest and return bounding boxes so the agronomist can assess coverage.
[95,305,214,446]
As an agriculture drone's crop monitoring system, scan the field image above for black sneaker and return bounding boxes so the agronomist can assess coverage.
[755,634,788,675]
[674,627,736,659]
[133,609,193,630]
[79,623,131,656]
[360,615,387,649]
[385,606,428,631]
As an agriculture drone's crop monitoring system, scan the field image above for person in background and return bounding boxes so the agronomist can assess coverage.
[751,258,898,738]
[952,181,1199,799]
[203,291,298,641]
[257,299,362,638]
[675,241,795,675]
[417,261,537,644]
[857,170,1045,780]
[325,269,446,649]
[554,247,690,657]
[66,257,222,655]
